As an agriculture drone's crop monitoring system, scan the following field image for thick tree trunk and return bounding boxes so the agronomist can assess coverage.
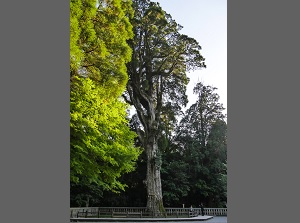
[145,135,165,216]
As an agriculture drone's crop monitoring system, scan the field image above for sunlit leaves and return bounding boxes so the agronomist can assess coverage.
[70,77,141,191]
[71,0,134,97]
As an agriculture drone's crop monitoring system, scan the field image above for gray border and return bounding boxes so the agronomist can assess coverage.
[0,0,69,222]
[228,0,300,222]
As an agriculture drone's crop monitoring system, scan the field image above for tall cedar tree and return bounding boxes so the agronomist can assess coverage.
[123,0,205,214]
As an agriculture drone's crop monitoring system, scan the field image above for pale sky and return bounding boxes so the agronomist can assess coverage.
[155,0,227,114]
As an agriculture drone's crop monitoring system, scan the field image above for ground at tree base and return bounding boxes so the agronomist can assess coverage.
[70,215,228,222]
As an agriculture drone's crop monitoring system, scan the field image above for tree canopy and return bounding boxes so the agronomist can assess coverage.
[70,0,141,206]
[70,0,134,96]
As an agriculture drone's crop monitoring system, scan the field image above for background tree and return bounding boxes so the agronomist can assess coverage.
[123,0,206,214]
[161,151,190,207]
[174,82,227,207]
[205,119,227,207]
[70,0,141,206]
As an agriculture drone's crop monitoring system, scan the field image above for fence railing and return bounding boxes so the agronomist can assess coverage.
[70,207,227,218]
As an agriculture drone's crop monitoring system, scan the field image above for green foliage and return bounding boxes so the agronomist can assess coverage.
[161,152,190,207]
[90,0,134,95]
[70,0,98,75]
[70,0,134,97]
[70,77,141,191]
[70,182,104,207]
[70,0,141,202]
[70,0,84,73]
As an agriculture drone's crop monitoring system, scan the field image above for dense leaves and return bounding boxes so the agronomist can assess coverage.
[70,0,141,206]
[161,152,190,207]
[70,0,134,97]
[70,77,141,190]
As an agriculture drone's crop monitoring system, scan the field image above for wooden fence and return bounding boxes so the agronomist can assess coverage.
[70,207,227,218]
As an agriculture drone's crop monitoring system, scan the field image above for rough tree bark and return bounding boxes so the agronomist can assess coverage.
[145,133,165,216]
[132,96,165,215]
